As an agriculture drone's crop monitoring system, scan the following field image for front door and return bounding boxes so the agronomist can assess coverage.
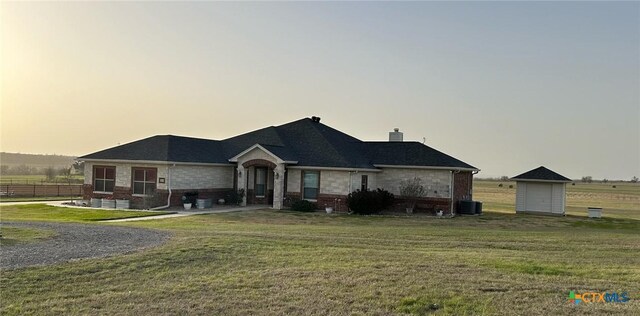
[254,167,268,203]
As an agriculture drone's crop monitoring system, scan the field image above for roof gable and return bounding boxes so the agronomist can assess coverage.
[511,166,571,182]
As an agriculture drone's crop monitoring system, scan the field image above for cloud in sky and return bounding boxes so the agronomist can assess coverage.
[1,1,638,179]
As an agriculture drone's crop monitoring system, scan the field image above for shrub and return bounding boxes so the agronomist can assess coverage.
[225,189,245,205]
[291,199,317,212]
[376,188,395,210]
[182,191,199,205]
[346,188,395,215]
[399,178,425,211]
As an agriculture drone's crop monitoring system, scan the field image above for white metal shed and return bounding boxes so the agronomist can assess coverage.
[511,166,571,215]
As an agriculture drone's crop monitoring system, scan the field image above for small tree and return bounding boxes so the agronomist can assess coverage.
[399,177,426,213]
[602,178,608,183]
[500,176,509,181]
[631,176,639,183]
[581,176,593,183]
[72,161,85,173]
[44,166,57,181]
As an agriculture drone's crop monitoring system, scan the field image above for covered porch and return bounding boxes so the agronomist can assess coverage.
[230,144,294,209]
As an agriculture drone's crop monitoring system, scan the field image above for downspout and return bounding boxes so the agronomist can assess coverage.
[450,170,461,217]
[151,164,174,210]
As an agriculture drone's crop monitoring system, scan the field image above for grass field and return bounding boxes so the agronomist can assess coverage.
[0,196,82,203]
[0,204,173,222]
[474,180,640,220]
[1,206,638,315]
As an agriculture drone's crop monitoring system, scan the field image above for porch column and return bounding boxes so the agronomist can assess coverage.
[272,164,285,209]
[238,165,247,206]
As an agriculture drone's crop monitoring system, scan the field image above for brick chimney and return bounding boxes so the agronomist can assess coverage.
[389,128,403,142]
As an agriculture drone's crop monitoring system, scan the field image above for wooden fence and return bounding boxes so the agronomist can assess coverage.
[0,184,83,197]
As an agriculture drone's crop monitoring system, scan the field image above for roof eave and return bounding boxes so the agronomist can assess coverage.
[510,178,572,183]
[78,158,233,167]
[373,164,480,172]
[287,165,382,172]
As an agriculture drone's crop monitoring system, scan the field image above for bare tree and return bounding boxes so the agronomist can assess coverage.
[632,176,639,183]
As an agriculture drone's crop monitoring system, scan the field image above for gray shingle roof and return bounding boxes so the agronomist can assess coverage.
[79,118,478,170]
[511,166,571,182]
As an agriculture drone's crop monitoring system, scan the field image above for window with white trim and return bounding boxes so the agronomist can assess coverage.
[302,171,319,200]
[132,168,157,195]
[93,166,115,193]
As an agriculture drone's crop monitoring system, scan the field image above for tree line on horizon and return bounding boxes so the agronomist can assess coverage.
[477,175,639,183]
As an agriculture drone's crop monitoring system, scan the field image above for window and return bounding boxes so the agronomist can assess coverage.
[132,168,157,195]
[361,175,368,191]
[94,166,115,193]
[302,171,319,200]
[255,167,266,197]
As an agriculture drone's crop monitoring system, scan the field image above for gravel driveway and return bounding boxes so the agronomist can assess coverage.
[1,221,170,269]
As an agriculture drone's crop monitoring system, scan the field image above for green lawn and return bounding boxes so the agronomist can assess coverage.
[474,180,640,220]
[1,208,638,315]
[0,196,81,203]
[0,226,57,246]
[0,204,173,222]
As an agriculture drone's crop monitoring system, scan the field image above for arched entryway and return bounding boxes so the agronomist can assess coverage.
[242,159,276,205]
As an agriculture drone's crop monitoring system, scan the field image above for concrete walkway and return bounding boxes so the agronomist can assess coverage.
[102,205,267,222]
[1,200,267,222]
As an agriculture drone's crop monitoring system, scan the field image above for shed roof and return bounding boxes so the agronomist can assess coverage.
[511,166,571,182]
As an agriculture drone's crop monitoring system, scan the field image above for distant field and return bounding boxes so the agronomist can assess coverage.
[0,152,76,168]
[474,180,640,220]
[0,174,83,185]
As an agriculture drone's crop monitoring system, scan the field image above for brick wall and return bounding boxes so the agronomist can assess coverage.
[319,170,350,195]
[161,188,234,206]
[286,169,301,193]
[171,165,234,189]
[391,197,452,215]
[84,162,169,190]
[289,169,378,195]
[377,168,451,198]
[317,194,349,212]
[453,171,473,213]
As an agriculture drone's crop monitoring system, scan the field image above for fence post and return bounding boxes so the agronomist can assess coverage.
[58,185,60,197]
[33,184,36,197]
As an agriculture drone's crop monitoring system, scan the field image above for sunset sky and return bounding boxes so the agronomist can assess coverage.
[1,1,638,179]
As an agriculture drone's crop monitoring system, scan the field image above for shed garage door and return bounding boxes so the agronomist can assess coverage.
[525,183,552,212]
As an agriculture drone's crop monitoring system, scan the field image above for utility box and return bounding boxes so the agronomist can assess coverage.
[588,207,602,218]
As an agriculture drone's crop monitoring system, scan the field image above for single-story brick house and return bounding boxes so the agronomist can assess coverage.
[78,117,479,214]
